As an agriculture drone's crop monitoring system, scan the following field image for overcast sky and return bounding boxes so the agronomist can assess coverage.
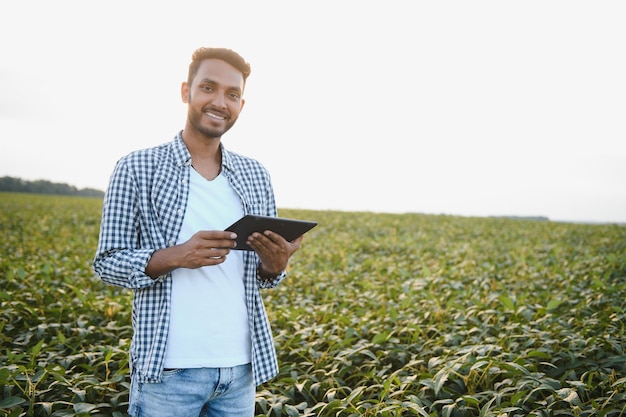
[1,1,625,223]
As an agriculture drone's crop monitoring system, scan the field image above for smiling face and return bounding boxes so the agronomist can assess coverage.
[182,58,246,140]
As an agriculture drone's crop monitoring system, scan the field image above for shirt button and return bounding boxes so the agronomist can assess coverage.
[168,240,175,246]
[181,179,187,184]
[177,209,184,215]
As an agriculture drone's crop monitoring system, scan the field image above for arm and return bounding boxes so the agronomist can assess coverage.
[145,231,238,278]
[247,175,302,287]
[93,158,157,289]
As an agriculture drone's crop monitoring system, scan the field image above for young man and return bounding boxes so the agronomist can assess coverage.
[93,47,302,417]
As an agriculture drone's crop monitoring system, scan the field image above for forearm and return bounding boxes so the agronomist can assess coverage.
[145,245,185,279]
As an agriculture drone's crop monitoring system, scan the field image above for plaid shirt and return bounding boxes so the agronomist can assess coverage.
[93,132,285,385]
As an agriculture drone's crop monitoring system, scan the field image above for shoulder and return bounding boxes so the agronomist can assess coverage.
[117,136,186,172]
[223,148,270,176]
[121,141,171,164]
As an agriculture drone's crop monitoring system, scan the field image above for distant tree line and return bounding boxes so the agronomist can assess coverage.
[0,176,104,198]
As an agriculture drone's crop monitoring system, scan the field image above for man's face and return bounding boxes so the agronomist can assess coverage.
[183,58,246,139]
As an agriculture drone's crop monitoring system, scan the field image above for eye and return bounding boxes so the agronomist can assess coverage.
[201,85,215,92]
[228,92,241,100]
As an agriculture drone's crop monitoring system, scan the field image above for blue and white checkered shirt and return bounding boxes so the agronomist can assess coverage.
[93,132,285,385]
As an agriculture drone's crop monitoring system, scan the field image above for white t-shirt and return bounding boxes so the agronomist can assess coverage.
[163,168,251,368]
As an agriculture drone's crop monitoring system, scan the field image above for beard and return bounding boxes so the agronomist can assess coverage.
[187,107,238,139]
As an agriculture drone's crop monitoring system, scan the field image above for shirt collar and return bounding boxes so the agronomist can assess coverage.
[173,130,235,173]
[173,131,192,166]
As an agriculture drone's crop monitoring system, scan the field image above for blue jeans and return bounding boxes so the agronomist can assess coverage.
[128,364,255,417]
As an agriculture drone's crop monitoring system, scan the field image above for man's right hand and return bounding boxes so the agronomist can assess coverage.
[146,231,237,278]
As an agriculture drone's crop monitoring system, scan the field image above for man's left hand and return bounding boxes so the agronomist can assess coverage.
[247,230,302,277]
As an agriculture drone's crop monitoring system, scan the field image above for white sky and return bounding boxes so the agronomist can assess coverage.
[1,1,625,223]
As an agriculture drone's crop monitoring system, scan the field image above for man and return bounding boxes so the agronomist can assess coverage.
[93,47,302,417]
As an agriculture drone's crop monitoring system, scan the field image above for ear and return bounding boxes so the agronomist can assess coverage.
[240,98,246,112]
[181,82,190,103]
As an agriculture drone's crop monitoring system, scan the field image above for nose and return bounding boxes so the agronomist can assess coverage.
[211,92,227,109]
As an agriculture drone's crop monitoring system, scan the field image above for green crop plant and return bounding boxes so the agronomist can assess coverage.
[1,193,625,416]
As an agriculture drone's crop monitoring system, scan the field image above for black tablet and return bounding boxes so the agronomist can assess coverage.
[225,214,318,251]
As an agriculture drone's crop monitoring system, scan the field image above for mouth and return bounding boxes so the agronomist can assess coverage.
[205,111,227,121]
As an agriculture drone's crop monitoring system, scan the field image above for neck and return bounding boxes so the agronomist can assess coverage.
[182,129,222,181]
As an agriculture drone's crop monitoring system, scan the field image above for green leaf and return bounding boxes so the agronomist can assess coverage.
[284,404,300,417]
[433,368,449,395]
[0,397,26,409]
[372,332,389,344]
[73,403,97,414]
[546,299,564,311]
[499,294,515,310]
[30,338,45,358]
[527,350,551,359]
[0,367,10,383]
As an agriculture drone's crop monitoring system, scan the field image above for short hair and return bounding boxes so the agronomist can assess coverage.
[187,47,251,85]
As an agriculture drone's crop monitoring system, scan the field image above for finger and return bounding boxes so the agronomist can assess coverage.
[212,238,237,249]
[205,256,227,266]
[197,230,238,240]
[207,247,230,259]
[262,230,286,245]
[246,232,271,250]
[246,239,267,255]
[201,238,238,249]
[289,235,304,250]
[195,231,238,247]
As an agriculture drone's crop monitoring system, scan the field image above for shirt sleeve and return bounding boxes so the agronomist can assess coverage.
[93,157,160,289]
[257,269,286,289]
